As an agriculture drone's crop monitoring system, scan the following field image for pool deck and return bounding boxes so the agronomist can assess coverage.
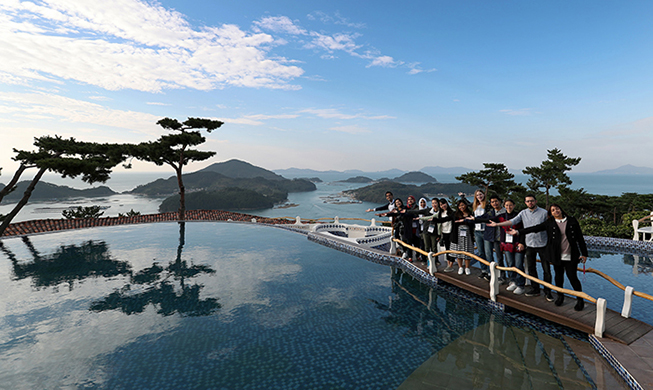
[407,257,653,389]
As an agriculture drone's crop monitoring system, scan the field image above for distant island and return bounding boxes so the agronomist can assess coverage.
[0,181,115,202]
[393,171,438,183]
[345,180,476,204]
[131,159,316,211]
[591,165,653,175]
[338,176,374,183]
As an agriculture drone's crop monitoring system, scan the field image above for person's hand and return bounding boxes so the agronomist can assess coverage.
[366,208,373,212]
[455,219,465,223]
[517,243,525,251]
[487,221,497,227]
[507,229,518,236]
[579,256,587,264]
[465,216,475,221]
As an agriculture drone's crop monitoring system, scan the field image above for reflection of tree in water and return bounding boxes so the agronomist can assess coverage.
[90,222,221,317]
[622,253,653,275]
[0,236,131,291]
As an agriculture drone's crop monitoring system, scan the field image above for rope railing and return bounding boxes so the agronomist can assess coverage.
[392,237,612,337]
[281,215,648,337]
[392,238,598,303]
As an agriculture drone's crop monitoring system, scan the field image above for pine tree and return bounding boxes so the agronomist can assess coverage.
[523,148,581,208]
[130,117,223,221]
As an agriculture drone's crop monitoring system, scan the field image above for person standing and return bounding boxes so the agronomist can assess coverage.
[473,195,506,282]
[489,194,552,300]
[366,191,395,214]
[471,190,490,278]
[508,204,588,310]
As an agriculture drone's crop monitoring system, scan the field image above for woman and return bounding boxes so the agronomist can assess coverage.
[471,189,490,278]
[437,199,476,275]
[419,198,440,255]
[508,204,588,310]
[480,199,526,294]
[435,198,456,272]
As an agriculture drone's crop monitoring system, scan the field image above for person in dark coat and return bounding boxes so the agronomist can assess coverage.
[508,203,588,311]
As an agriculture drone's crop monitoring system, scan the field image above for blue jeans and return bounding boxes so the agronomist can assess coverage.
[474,230,488,272]
[504,250,525,286]
[484,240,503,276]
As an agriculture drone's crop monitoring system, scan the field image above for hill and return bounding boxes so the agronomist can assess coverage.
[393,171,438,183]
[345,180,476,204]
[591,165,653,175]
[200,159,286,180]
[159,188,274,212]
[339,176,374,183]
[0,181,115,202]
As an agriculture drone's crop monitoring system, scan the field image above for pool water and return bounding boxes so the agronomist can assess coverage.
[0,223,626,389]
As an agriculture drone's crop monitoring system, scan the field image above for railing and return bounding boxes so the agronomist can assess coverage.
[280,215,652,338]
[390,237,652,339]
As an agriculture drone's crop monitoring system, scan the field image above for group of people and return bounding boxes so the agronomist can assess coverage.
[366,190,589,311]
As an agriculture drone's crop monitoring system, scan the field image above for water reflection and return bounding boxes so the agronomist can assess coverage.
[387,268,625,389]
[0,237,131,290]
[90,222,220,317]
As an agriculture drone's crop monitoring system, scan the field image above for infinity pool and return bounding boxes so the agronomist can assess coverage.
[0,223,627,389]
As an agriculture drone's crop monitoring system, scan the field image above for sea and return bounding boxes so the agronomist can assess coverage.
[1,171,653,224]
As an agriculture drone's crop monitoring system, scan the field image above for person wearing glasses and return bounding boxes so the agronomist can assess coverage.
[488,194,552,301]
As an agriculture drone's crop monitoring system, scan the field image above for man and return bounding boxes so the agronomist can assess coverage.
[489,194,553,300]
[366,191,395,214]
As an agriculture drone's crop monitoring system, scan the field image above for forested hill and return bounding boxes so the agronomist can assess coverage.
[130,170,315,200]
[199,159,286,180]
[0,181,115,202]
[345,181,476,204]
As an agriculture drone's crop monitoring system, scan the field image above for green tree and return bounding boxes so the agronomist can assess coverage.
[130,117,223,221]
[522,148,581,209]
[62,205,105,219]
[456,162,524,200]
[0,136,131,236]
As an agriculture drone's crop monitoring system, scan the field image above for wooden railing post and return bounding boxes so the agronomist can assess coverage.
[427,252,437,274]
[489,262,499,302]
[595,298,607,338]
[371,218,376,227]
[622,286,634,318]
[295,216,302,225]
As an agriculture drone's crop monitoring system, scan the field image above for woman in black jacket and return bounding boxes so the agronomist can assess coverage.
[509,203,588,310]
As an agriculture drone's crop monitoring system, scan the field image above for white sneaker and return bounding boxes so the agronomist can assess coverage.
[506,282,517,292]
[458,267,464,275]
[513,286,525,295]
[465,268,471,276]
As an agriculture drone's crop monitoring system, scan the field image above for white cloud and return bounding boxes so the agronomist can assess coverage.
[0,91,160,134]
[306,32,361,53]
[253,16,306,35]
[500,108,534,116]
[307,11,366,29]
[367,55,397,68]
[0,0,304,92]
[146,102,170,106]
[406,62,437,74]
[329,125,371,134]
[300,108,394,120]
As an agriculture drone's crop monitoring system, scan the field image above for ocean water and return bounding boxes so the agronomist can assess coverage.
[2,171,653,223]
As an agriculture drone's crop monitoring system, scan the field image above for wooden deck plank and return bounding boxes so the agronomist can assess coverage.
[408,260,653,345]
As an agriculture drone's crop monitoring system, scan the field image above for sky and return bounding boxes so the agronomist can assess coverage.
[1,0,653,177]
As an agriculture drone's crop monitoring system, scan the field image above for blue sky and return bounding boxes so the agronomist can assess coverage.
[1,0,652,176]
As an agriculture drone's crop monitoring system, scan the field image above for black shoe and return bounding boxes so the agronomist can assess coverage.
[524,287,540,297]
[482,272,491,281]
[574,298,584,311]
[555,293,565,306]
[545,291,555,302]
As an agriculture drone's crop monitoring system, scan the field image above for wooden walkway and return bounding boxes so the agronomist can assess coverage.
[409,259,652,346]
